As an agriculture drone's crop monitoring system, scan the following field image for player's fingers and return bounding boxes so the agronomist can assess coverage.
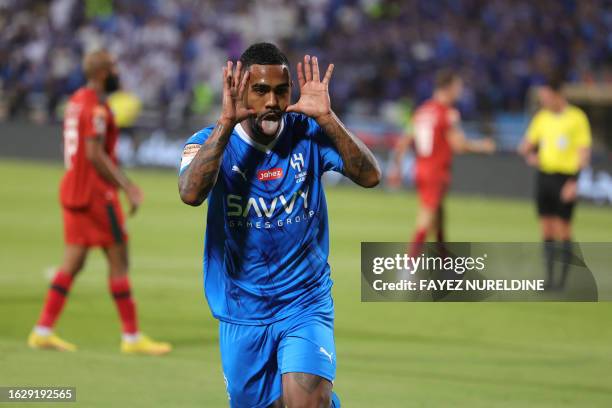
[233,61,242,89]
[224,64,234,93]
[286,103,299,113]
[226,61,233,87]
[238,70,250,97]
[223,70,233,103]
[296,62,305,88]
[322,64,334,85]
[312,56,320,82]
[222,66,229,90]
[304,55,312,82]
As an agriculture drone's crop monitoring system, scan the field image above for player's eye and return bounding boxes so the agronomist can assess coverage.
[275,87,289,96]
[252,86,268,96]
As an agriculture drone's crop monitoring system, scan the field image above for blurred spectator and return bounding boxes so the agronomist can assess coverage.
[0,0,611,124]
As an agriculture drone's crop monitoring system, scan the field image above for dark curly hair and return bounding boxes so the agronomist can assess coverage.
[239,42,290,70]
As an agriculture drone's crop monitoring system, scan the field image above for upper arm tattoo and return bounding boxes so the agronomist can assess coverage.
[320,114,380,185]
[290,372,324,394]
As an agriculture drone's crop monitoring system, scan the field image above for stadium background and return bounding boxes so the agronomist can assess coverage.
[1,0,611,407]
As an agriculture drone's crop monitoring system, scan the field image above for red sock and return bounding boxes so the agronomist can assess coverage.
[109,276,138,335]
[409,228,428,259]
[37,269,74,328]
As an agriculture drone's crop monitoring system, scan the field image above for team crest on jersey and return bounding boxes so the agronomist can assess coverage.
[290,152,307,183]
[290,153,304,172]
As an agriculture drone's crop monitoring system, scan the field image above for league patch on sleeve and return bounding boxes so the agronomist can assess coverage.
[180,143,201,171]
[93,106,108,135]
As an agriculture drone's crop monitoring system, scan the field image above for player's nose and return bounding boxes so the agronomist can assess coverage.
[265,92,279,109]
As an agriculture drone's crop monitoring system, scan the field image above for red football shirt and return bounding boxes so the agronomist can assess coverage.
[412,99,455,181]
[59,87,119,209]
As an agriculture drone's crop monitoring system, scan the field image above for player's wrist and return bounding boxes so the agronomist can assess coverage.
[218,115,237,127]
[314,110,335,127]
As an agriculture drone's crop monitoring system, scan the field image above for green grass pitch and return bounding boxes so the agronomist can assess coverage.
[1,159,611,407]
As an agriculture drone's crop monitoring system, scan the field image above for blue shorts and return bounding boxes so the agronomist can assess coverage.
[219,296,335,408]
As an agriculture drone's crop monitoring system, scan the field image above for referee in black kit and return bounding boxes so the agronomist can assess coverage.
[519,75,592,289]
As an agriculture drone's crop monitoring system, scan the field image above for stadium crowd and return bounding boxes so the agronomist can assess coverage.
[1,0,611,123]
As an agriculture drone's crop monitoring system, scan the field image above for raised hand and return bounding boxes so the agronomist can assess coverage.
[220,61,255,124]
[286,55,334,120]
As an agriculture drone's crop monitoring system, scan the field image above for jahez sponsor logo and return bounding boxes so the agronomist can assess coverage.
[258,168,283,182]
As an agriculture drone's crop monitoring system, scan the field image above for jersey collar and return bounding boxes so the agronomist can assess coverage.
[235,117,285,154]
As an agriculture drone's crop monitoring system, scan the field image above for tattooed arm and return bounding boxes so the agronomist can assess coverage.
[286,55,381,188]
[316,111,381,187]
[281,372,333,407]
[178,120,233,206]
[178,60,254,206]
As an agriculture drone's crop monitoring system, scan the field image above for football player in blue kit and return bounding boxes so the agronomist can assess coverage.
[178,43,381,408]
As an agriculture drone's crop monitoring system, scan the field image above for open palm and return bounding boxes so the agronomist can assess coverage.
[287,55,334,120]
[221,60,255,124]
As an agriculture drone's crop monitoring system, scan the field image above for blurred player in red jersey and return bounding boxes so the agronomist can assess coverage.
[28,50,171,355]
[388,70,495,258]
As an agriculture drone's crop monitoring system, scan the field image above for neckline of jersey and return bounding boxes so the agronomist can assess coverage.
[235,118,285,154]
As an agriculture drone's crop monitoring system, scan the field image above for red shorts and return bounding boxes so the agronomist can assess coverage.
[62,190,127,247]
[415,173,450,210]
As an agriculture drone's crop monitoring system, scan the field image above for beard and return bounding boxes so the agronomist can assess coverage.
[104,73,120,93]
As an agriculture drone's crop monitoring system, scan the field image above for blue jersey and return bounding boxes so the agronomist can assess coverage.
[181,113,344,325]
